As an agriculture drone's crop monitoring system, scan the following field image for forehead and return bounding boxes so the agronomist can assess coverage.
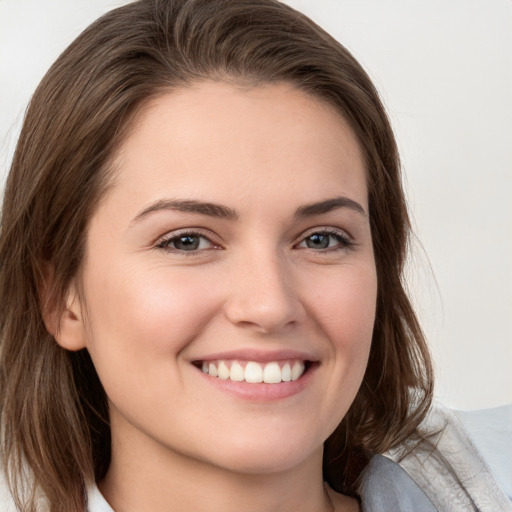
[105,81,367,216]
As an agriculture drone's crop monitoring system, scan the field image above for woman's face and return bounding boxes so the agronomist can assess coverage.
[65,81,377,475]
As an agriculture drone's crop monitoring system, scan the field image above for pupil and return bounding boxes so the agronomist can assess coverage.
[175,235,199,250]
[307,234,329,249]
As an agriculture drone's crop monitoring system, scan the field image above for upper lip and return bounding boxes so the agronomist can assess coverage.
[191,348,320,363]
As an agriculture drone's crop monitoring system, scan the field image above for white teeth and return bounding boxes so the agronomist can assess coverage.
[263,362,281,384]
[281,363,292,382]
[208,362,218,377]
[291,361,305,381]
[230,361,245,381]
[217,361,230,380]
[200,359,307,384]
[244,361,263,383]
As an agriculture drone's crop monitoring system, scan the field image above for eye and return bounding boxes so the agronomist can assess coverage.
[156,232,217,252]
[296,230,352,251]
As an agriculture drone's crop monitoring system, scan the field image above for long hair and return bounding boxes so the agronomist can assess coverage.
[0,0,433,510]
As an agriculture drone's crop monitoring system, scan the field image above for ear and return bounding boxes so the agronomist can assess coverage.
[40,266,87,352]
[54,283,87,351]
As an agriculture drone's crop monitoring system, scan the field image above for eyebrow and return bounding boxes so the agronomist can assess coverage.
[295,196,367,218]
[131,195,366,224]
[132,199,238,223]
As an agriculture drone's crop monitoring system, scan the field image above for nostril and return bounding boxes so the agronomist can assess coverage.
[223,299,303,334]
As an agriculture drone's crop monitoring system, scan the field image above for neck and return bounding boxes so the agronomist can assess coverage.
[99,430,350,512]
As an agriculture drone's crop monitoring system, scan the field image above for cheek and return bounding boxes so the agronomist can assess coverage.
[307,263,377,348]
[295,262,377,436]
[82,261,222,361]
[305,262,377,405]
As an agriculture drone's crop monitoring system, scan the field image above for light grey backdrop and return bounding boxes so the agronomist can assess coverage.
[1,0,511,409]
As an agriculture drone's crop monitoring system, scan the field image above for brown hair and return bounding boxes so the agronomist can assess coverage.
[0,0,433,510]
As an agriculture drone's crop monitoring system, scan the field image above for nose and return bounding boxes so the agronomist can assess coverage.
[223,250,305,334]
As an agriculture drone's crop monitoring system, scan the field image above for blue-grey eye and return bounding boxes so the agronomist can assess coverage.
[173,235,201,250]
[157,233,214,251]
[297,231,350,250]
[305,233,330,249]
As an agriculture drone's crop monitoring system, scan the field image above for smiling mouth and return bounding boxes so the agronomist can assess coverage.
[193,359,311,384]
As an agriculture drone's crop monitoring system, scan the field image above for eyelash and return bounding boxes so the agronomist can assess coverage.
[155,229,219,254]
[155,228,354,254]
[294,228,354,252]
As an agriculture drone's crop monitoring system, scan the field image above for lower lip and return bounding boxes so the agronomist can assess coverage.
[195,364,317,402]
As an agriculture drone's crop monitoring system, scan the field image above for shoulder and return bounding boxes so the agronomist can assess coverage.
[0,461,52,512]
[371,402,512,512]
[87,484,114,512]
[358,454,438,511]
[0,468,19,512]
[0,466,112,512]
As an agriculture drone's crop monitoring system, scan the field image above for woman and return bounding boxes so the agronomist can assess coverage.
[0,1,509,511]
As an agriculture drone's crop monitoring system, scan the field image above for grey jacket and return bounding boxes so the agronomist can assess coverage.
[359,404,512,511]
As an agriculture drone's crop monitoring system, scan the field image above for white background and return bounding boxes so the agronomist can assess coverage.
[1,0,510,410]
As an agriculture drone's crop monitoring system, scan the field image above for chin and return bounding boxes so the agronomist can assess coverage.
[198,429,324,475]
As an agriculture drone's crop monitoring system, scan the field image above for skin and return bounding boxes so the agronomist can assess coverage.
[56,81,376,512]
